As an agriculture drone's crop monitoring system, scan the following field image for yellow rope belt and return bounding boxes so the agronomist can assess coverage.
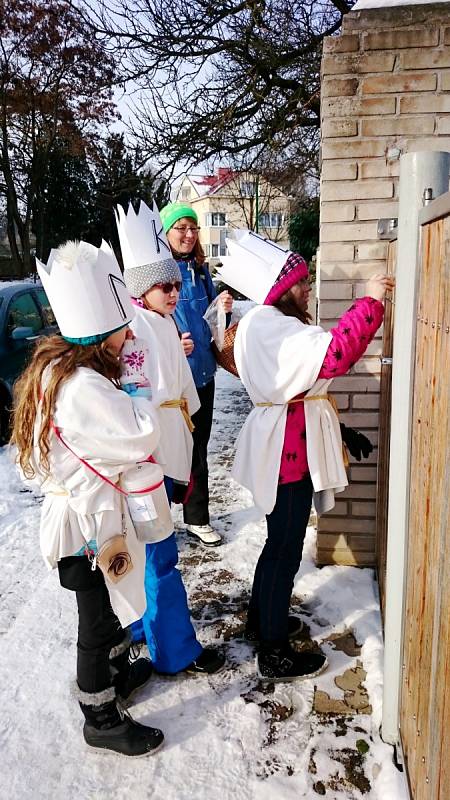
[256,394,330,407]
[160,398,195,433]
[256,394,348,466]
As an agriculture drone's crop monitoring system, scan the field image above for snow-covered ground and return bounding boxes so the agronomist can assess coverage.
[1,364,408,799]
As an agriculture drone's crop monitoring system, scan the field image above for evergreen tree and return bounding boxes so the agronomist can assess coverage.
[89,133,170,258]
[33,133,170,263]
[33,140,95,261]
[289,197,319,275]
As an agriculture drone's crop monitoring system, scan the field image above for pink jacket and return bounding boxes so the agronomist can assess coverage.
[278,297,384,485]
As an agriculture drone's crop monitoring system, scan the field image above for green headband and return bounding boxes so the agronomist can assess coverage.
[160,203,198,233]
[63,321,128,346]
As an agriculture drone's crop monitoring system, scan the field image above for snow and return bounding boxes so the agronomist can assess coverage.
[0,349,409,799]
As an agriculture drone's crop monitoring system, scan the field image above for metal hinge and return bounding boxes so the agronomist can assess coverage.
[381,357,393,365]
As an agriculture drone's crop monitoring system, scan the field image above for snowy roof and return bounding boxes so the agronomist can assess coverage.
[353,0,450,8]
[186,173,210,198]
[190,168,237,196]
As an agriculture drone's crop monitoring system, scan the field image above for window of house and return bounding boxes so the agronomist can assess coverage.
[205,212,226,227]
[205,244,225,258]
[258,212,284,228]
[7,293,43,336]
[180,187,191,200]
[240,181,256,198]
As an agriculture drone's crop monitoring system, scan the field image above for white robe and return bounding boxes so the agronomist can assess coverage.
[28,366,161,627]
[130,307,200,482]
[233,305,348,515]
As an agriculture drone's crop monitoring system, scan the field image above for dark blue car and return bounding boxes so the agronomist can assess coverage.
[0,280,58,444]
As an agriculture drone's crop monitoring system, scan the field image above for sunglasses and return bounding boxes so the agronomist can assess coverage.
[154,281,182,294]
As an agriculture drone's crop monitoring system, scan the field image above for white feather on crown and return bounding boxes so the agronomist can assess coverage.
[216,230,292,304]
[36,240,133,339]
[115,200,180,298]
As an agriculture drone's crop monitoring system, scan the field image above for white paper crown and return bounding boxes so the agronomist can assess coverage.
[216,230,292,304]
[36,240,133,339]
[115,200,180,297]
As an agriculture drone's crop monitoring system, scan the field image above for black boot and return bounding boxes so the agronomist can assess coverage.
[256,644,328,683]
[244,615,304,645]
[76,684,164,757]
[109,637,153,704]
[184,648,225,675]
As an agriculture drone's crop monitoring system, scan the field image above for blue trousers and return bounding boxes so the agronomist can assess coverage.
[247,476,313,648]
[130,478,202,673]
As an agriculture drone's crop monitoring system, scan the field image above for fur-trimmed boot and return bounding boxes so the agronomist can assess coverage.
[75,684,164,757]
[109,635,153,704]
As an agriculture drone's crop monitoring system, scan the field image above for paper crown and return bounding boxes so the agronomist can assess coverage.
[216,230,292,304]
[115,200,181,298]
[36,240,134,340]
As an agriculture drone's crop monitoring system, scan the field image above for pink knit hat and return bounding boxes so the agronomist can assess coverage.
[264,253,309,305]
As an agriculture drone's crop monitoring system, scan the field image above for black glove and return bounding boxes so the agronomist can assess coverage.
[340,423,373,462]
[171,476,194,505]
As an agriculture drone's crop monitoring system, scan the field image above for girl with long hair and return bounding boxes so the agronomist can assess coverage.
[217,234,394,682]
[11,241,164,757]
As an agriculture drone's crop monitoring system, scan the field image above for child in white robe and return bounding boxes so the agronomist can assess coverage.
[217,234,394,682]
[11,240,164,757]
[116,200,225,676]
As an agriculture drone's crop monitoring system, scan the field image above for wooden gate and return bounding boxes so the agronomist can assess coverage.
[399,209,450,800]
[375,238,397,618]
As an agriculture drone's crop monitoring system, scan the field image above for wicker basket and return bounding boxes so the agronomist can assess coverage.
[212,322,239,377]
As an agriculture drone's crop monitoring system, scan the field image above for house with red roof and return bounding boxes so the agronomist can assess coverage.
[174,168,291,267]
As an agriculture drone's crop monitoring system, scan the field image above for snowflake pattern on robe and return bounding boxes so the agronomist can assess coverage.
[119,338,151,386]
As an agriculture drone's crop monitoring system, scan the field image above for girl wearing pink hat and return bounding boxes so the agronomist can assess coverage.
[217,234,394,683]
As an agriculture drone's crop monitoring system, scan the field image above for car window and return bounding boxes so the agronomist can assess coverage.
[7,293,43,336]
[35,288,57,326]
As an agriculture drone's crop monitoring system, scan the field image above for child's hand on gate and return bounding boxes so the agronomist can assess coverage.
[365,274,395,302]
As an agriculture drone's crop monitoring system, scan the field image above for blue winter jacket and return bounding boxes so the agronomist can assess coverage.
[172,258,217,388]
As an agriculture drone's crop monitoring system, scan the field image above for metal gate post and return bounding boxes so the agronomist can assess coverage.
[382,151,450,744]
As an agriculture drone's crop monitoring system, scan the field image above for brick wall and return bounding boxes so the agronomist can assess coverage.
[317,2,450,566]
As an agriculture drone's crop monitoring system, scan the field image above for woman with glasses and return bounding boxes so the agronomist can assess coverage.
[116,201,225,677]
[160,203,233,547]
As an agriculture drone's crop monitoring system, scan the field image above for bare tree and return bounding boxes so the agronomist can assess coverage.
[0,0,116,275]
[82,0,355,178]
